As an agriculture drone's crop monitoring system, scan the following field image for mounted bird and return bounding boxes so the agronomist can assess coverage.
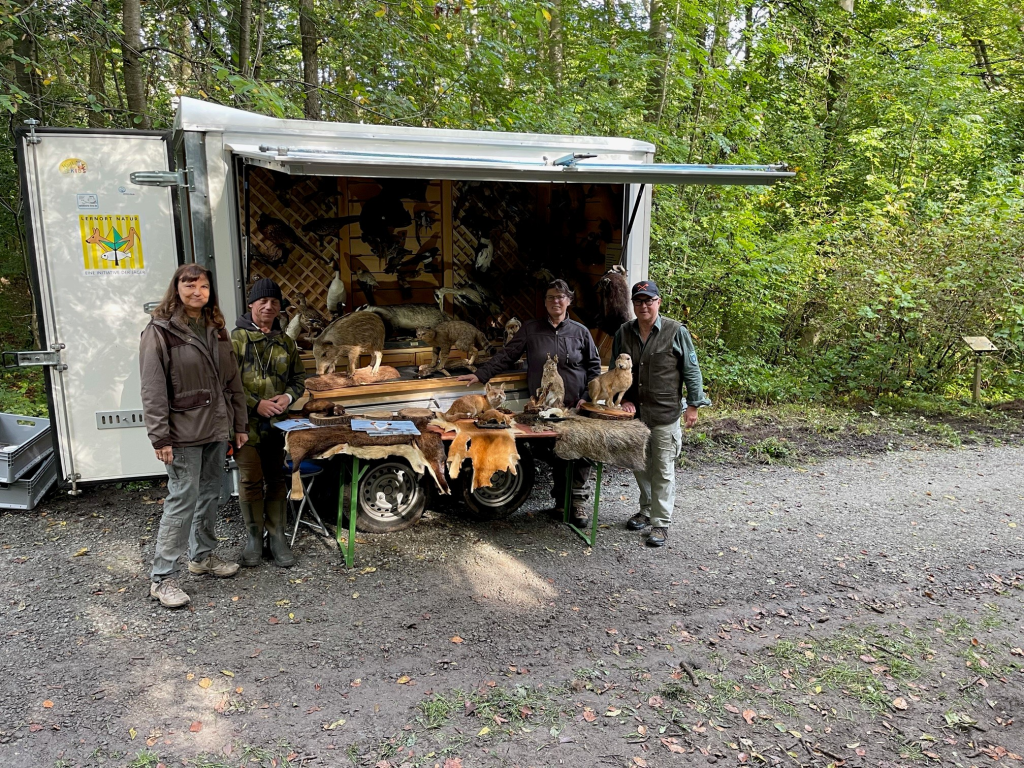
[327,262,347,319]
[257,213,307,254]
[302,216,360,248]
[294,293,328,337]
[354,269,379,306]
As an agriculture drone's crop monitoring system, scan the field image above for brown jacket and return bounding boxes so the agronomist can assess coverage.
[140,314,248,449]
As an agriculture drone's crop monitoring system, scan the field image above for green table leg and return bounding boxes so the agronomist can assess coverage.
[563,460,603,547]
[337,456,366,568]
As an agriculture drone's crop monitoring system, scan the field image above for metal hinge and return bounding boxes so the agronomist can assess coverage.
[554,152,598,170]
[2,343,66,371]
[130,167,195,192]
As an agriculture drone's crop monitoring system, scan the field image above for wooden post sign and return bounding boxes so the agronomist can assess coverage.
[961,336,998,406]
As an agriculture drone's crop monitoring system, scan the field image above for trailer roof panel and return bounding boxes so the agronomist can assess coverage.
[228,144,792,186]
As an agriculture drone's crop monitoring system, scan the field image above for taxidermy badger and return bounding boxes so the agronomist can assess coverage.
[594,265,631,336]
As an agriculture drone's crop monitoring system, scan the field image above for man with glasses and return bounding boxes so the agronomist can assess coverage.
[612,280,711,547]
[458,279,602,526]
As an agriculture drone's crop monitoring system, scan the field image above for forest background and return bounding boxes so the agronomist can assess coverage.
[1,0,1022,416]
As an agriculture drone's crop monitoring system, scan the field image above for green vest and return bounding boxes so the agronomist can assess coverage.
[619,316,684,426]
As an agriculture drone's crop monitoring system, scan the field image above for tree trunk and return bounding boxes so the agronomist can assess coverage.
[14,5,42,121]
[548,0,564,86]
[252,0,266,80]
[88,50,108,127]
[299,0,320,120]
[744,3,753,65]
[122,0,149,127]
[238,0,252,76]
[644,0,668,123]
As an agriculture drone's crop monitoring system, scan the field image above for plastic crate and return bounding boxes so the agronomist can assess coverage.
[0,413,53,484]
[0,451,57,510]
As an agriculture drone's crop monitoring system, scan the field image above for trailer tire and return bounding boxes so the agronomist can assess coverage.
[460,442,535,520]
[350,458,428,534]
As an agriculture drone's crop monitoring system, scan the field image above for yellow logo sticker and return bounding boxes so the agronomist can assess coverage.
[59,158,88,174]
[79,214,146,273]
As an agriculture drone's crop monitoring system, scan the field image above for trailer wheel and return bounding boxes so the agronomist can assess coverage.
[460,442,535,520]
[351,459,427,534]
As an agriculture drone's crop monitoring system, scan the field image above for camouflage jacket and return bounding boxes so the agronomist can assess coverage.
[231,313,307,445]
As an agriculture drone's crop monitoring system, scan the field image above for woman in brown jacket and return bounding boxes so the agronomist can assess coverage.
[140,264,249,608]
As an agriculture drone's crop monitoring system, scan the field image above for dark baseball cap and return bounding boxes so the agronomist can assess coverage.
[631,280,660,299]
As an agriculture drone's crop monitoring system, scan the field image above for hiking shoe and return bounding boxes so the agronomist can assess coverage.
[626,512,650,531]
[150,579,190,608]
[569,501,590,529]
[646,527,668,547]
[188,554,240,578]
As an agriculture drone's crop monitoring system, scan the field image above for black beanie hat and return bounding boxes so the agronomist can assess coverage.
[248,278,283,305]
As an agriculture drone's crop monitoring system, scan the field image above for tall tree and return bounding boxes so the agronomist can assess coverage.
[238,0,252,76]
[122,0,149,127]
[299,0,320,120]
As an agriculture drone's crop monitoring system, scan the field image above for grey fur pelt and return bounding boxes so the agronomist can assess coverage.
[551,416,650,471]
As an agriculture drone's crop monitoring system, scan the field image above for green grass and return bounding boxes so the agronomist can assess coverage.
[127,753,161,768]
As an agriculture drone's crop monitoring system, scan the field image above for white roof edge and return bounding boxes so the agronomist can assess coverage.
[174,97,656,155]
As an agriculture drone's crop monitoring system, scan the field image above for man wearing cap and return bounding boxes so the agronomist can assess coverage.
[611,280,711,547]
[230,278,307,567]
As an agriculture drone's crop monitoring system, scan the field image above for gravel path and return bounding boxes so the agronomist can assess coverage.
[1,444,1021,767]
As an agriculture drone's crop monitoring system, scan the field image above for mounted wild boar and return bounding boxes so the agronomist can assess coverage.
[312,311,385,375]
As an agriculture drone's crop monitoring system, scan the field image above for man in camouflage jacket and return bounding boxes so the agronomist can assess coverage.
[230,278,306,567]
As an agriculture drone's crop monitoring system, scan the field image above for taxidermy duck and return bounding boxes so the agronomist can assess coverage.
[294,293,327,337]
[327,263,347,318]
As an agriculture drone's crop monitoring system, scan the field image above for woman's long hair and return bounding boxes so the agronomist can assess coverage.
[151,263,226,328]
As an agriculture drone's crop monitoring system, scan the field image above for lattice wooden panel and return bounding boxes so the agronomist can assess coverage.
[242,167,341,315]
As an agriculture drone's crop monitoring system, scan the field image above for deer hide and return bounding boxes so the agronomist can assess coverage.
[551,416,650,472]
[446,427,520,491]
[285,418,449,499]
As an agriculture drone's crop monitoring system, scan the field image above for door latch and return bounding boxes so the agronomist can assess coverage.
[130,167,195,192]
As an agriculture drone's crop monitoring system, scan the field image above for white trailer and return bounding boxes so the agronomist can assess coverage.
[9,98,790,492]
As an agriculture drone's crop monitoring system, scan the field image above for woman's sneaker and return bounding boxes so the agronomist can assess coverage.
[150,579,191,608]
[188,554,240,578]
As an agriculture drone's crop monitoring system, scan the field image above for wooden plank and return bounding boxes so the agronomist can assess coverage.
[307,370,527,400]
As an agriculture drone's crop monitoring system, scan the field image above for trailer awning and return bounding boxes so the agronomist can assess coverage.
[227,144,792,186]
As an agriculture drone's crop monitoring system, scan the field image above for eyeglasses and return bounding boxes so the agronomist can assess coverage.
[632,297,658,307]
[545,294,569,302]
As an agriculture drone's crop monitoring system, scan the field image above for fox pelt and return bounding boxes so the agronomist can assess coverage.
[446,424,521,491]
[550,415,650,472]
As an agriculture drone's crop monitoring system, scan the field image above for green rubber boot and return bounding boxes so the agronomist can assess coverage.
[264,499,296,568]
[238,500,264,567]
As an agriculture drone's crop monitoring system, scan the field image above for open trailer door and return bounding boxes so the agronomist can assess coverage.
[9,125,184,489]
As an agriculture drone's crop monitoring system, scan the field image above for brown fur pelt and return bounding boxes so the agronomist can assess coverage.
[305,365,402,392]
[299,400,345,419]
[551,415,650,471]
[285,417,449,499]
[446,424,521,491]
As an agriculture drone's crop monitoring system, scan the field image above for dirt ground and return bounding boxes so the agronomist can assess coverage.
[1,414,1023,768]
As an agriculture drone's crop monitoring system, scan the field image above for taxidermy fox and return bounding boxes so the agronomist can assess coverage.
[443,382,506,421]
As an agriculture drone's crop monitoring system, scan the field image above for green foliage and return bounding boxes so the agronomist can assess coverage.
[0,0,1022,404]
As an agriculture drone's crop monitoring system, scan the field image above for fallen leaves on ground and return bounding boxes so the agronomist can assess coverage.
[198,678,212,689]
[443,759,463,768]
[891,697,908,710]
[582,708,596,722]
[323,718,346,730]
[742,709,757,724]
[450,635,464,644]
[396,675,412,685]
[42,700,53,709]
[189,721,202,733]
[661,737,686,754]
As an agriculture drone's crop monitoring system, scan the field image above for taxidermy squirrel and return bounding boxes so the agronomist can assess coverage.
[442,382,506,421]
[536,354,565,409]
[587,353,633,409]
[416,320,490,373]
